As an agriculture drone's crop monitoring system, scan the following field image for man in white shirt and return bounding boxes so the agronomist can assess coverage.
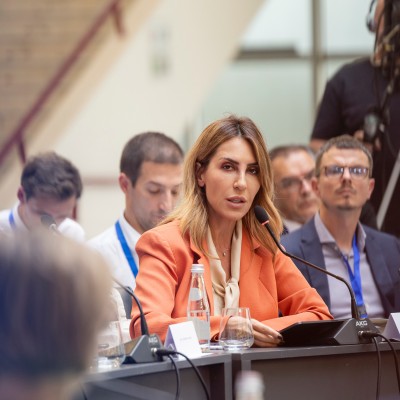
[89,131,184,290]
[270,145,319,234]
[0,152,84,240]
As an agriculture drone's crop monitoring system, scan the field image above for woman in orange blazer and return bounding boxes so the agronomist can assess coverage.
[130,115,332,347]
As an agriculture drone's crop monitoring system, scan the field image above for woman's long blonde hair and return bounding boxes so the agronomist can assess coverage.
[163,115,282,255]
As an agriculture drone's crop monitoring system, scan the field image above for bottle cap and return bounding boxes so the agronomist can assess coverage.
[191,263,204,273]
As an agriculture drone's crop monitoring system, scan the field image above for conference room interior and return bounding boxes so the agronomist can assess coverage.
[0,0,378,237]
[2,1,400,399]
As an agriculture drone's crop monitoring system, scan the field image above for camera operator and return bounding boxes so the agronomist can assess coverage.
[310,0,400,237]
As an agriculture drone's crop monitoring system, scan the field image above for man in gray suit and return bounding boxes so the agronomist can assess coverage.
[282,135,400,319]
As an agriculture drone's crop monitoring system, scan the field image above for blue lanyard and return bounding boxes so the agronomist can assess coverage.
[340,235,367,319]
[8,211,16,229]
[115,221,139,278]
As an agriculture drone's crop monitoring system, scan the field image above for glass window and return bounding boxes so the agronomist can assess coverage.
[241,0,312,55]
[194,0,375,146]
[322,0,375,54]
[200,60,313,147]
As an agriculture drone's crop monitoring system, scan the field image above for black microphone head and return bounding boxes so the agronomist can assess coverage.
[254,205,270,224]
[41,214,56,229]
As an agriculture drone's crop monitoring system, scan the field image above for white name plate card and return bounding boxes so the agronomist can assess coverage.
[164,321,203,358]
[383,313,400,340]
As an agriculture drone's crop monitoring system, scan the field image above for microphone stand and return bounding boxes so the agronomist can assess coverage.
[113,278,149,336]
[254,206,379,346]
[40,215,164,362]
[111,280,164,363]
[265,220,360,321]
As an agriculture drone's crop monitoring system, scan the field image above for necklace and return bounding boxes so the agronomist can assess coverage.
[222,248,230,257]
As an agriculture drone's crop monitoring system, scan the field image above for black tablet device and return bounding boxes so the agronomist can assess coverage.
[279,320,345,346]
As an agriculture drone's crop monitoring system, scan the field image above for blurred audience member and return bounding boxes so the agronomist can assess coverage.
[282,135,400,319]
[0,232,112,400]
[0,152,84,240]
[270,145,319,234]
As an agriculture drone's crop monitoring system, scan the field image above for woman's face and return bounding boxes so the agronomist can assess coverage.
[197,137,261,227]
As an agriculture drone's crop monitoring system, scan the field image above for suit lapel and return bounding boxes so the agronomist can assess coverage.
[364,229,393,312]
[240,229,260,276]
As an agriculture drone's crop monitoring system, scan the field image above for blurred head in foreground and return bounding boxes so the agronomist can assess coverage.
[0,232,112,400]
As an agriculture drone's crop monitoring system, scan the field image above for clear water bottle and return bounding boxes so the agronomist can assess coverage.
[187,264,210,350]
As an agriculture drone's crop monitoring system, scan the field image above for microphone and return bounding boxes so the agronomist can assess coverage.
[254,206,359,320]
[40,214,59,234]
[112,278,163,363]
[112,278,149,336]
[40,215,164,361]
[363,106,383,144]
[254,205,379,345]
[366,0,378,33]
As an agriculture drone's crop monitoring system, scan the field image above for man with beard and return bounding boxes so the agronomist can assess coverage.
[282,135,400,319]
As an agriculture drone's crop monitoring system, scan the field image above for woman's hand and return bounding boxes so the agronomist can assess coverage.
[251,319,283,347]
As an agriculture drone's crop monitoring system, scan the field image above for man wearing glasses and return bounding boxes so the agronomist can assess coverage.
[282,135,400,319]
[270,145,319,234]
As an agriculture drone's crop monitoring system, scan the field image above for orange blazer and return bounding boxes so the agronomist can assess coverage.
[130,220,332,341]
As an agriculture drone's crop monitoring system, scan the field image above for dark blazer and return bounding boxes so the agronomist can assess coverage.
[281,217,400,317]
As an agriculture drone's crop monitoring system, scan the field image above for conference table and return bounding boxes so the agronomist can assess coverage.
[231,342,400,400]
[74,352,232,400]
[75,342,400,400]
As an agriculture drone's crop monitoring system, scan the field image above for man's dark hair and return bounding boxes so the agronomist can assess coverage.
[269,144,315,161]
[120,131,184,186]
[21,152,82,200]
[315,134,373,177]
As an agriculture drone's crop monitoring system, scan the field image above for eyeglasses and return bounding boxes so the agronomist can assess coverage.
[320,165,370,179]
[278,169,315,192]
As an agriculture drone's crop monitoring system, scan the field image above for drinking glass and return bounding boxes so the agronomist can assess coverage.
[219,307,254,351]
[93,320,125,370]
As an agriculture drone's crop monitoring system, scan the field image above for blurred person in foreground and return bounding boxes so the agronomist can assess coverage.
[282,135,400,319]
[130,115,332,347]
[270,145,319,234]
[0,232,112,400]
[0,152,85,240]
[89,132,184,290]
